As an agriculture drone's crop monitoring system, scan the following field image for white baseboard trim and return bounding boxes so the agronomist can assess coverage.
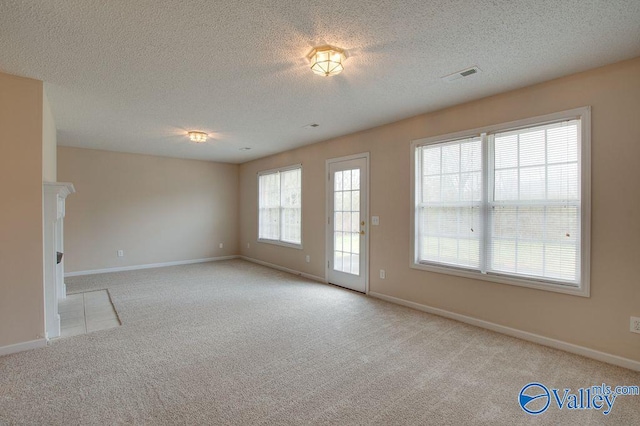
[369,291,640,372]
[240,256,328,284]
[65,256,240,277]
[0,338,47,357]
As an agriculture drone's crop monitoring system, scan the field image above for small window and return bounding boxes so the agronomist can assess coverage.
[411,107,590,296]
[258,165,302,248]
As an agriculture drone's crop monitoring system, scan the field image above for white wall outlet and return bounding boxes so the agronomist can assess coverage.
[380,269,386,279]
[305,255,310,263]
[372,216,380,226]
[219,243,224,249]
[247,242,250,249]
[117,250,124,257]
[631,317,640,334]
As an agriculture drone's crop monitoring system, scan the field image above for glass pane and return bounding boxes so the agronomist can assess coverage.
[281,207,301,244]
[343,170,352,190]
[352,169,360,190]
[494,134,518,169]
[417,206,480,268]
[423,176,441,202]
[441,174,460,202]
[334,192,343,211]
[423,146,441,176]
[461,140,481,172]
[546,206,579,243]
[441,144,460,174]
[517,207,544,240]
[439,238,458,263]
[517,242,544,276]
[547,163,578,200]
[334,251,343,271]
[342,253,352,273]
[343,230,351,253]
[351,212,359,233]
[334,171,343,191]
[352,191,360,211]
[494,169,518,200]
[519,166,546,200]
[343,191,351,211]
[491,206,517,239]
[342,212,351,235]
[545,244,578,281]
[547,124,578,164]
[351,254,360,274]
[351,232,360,255]
[491,239,516,273]
[335,212,343,232]
[519,129,546,166]
[460,171,481,201]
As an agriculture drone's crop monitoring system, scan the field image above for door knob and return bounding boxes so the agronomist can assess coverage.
[361,221,365,226]
[360,230,365,235]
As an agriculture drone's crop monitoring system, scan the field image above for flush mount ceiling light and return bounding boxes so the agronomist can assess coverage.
[188,131,208,143]
[307,45,347,77]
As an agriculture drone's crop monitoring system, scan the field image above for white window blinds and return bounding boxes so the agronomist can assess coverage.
[417,137,482,269]
[489,120,580,283]
[415,117,584,287]
[258,166,302,245]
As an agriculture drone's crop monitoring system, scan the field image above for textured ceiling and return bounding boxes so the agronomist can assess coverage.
[1,1,639,163]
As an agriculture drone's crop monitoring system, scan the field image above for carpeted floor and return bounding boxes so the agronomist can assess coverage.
[1,259,638,425]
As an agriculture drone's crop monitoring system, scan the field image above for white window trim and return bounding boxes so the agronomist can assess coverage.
[409,107,591,297]
[257,164,303,250]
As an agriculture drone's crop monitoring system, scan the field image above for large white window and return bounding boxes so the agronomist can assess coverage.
[258,165,302,248]
[411,108,590,296]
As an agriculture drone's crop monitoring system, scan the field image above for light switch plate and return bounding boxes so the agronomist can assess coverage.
[372,216,380,226]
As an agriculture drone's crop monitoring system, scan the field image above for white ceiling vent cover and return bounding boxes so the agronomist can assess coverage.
[442,66,482,82]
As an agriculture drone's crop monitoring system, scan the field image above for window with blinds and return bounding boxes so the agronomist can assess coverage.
[413,109,590,294]
[258,166,302,247]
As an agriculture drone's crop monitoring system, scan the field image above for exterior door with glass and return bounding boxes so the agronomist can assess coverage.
[327,155,368,293]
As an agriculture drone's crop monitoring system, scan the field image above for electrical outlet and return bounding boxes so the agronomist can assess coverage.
[117,250,124,257]
[631,317,640,334]
[380,269,386,279]
[305,255,310,263]
[219,243,223,249]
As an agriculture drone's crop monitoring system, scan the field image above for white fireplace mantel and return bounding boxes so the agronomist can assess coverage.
[43,182,75,339]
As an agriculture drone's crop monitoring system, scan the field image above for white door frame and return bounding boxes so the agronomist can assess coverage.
[325,152,370,294]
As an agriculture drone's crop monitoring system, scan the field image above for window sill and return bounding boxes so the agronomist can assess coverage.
[258,239,303,250]
[410,261,589,297]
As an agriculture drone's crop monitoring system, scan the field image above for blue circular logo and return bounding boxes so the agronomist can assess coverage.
[519,383,550,415]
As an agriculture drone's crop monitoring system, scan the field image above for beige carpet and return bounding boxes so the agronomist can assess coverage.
[1,259,638,425]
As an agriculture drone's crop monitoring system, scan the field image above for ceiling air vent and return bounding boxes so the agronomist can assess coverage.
[441,66,482,82]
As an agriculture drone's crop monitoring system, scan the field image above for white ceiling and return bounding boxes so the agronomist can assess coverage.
[1,1,639,163]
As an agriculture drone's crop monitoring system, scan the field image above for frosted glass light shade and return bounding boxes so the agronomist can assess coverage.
[188,131,207,143]
[307,45,347,77]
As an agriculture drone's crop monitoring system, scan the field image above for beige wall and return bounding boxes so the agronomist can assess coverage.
[0,72,45,347]
[57,147,239,273]
[42,89,57,182]
[239,57,640,362]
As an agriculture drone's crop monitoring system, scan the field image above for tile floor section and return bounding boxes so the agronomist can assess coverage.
[58,290,120,338]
